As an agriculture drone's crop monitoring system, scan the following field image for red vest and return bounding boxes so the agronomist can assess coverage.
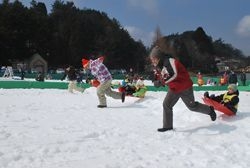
[167,60,193,93]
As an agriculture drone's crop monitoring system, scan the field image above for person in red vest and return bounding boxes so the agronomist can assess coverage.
[149,46,216,132]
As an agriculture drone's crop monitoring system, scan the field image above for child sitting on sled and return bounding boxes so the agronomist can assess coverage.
[118,75,137,95]
[132,77,147,98]
[204,84,239,114]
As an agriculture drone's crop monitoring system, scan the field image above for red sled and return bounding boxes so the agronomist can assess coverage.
[202,97,235,116]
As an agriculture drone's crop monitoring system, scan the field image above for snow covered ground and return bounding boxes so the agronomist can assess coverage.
[0,87,250,168]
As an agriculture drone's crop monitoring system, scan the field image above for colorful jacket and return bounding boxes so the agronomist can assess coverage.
[89,58,112,84]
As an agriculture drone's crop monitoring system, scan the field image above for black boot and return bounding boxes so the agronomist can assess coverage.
[209,106,216,121]
[204,91,209,98]
[97,105,107,108]
[157,127,173,132]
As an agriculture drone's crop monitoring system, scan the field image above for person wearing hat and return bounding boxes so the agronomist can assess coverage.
[149,45,217,132]
[204,84,239,114]
[82,57,125,108]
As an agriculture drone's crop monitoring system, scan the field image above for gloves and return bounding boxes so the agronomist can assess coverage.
[204,92,215,99]
[210,94,215,98]
[204,91,209,98]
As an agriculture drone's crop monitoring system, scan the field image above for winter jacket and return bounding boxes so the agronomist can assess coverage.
[61,66,77,81]
[89,58,112,84]
[220,76,227,85]
[210,90,239,113]
[228,73,238,84]
[155,55,193,93]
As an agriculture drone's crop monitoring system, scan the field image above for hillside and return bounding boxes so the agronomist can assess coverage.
[155,27,249,74]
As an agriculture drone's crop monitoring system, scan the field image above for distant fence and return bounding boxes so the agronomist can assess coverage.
[1,71,250,91]
[0,72,125,80]
[0,80,249,91]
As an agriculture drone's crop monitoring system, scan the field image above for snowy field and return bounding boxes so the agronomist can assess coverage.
[0,87,250,168]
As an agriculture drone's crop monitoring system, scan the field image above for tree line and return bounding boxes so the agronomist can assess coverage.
[1,0,249,75]
[0,0,147,72]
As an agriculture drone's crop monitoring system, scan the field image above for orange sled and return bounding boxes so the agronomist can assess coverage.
[202,97,235,116]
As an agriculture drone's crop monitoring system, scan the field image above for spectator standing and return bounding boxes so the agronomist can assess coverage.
[197,72,204,86]
[35,72,44,82]
[228,71,238,84]
[240,70,247,86]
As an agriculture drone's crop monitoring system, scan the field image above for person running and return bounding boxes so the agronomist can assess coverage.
[149,45,216,132]
[61,65,85,93]
[82,57,125,108]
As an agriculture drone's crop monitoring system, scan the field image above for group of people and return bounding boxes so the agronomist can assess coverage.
[219,70,247,86]
[219,71,238,86]
[60,43,241,132]
[197,70,247,86]
[118,75,147,98]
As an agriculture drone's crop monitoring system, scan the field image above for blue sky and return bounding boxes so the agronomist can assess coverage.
[14,0,250,56]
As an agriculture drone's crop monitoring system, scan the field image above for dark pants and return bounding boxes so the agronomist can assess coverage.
[162,87,211,128]
[241,80,246,86]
